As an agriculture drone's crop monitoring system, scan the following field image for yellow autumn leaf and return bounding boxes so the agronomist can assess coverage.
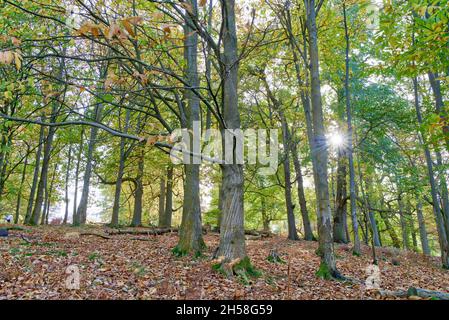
[14,51,22,70]
[122,19,135,38]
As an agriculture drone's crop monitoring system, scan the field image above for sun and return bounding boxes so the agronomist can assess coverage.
[329,132,344,148]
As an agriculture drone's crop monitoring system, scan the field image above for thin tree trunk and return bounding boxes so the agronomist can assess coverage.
[164,165,173,228]
[398,194,409,250]
[413,75,449,267]
[158,173,166,227]
[428,71,449,151]
[416,200,430,255]
[111,109,130,227]
[25,125,44,224]
[343,3,360,256]
[31,124,55,225]
[75,106,101,225]
[63,146,72,224]
[43,164,57,225]
[14,144,30,224]
[131,148,144,227]
[290,129,315,240]
[73,129,84,224]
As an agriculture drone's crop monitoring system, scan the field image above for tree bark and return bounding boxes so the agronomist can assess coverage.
[75,105,101,225]
[25,125,44,224]
[305,0,338,277]
[158,173,166,227]
[177,0,205,254]
[73,129,84,224]
[14,144,30,224]
[163,165,173,227]
[428,71,449,151]
[416,200,430,255]
[289,129,315,240]
[111,109,130,227]
[216,0,247,263]
[334,149,348,243]
[280,111,299,240]
[30,125,55,225]
[63,146,72,224]
[413,75,449,267]
[131,147,144,227]
[343,3,360,256]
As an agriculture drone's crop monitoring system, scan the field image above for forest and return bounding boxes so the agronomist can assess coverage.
[1,0,449,301]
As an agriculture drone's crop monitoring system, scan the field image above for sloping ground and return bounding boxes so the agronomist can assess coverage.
[0,225,448,300]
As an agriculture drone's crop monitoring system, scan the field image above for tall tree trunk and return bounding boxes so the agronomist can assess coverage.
[413,75,449,267]
[343,3,360,256]
[164,165,173,227]
[14,144,30,224]
[398,194,409,250]
[0,130,12,205]
[63,146,72,224]
[305,0,338,277]
[31,125,55,225]
[290,129,315,240]
[216,0,247,264]
[177,0,205,254]
[111,109,130,227]
[131,148,144,227]
[428,71,449,151]
[73,129,84,223]
[30,51,66,225]
[158,173,166,227]
[217,181,223,230]
[25,125,44,224]
[334,149,348,243]
[280,111,299,240]
[261,196,270,232]
[435,152,449,238]
[75,106,101,225]
[42,164,57,225]
[416,200,430,255]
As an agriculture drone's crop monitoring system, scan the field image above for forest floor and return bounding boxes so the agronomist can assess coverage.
[0,225,448,300]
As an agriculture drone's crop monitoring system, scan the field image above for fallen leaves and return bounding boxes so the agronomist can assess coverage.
[1,226,448,300]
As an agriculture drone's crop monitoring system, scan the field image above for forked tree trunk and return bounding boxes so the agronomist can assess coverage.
[31,125,55,225]
[25,125,44,224]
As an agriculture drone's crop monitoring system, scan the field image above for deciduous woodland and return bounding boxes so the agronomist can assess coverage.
[1,0,449,300]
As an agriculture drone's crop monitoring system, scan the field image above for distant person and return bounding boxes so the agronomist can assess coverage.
[4,214,13,224]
